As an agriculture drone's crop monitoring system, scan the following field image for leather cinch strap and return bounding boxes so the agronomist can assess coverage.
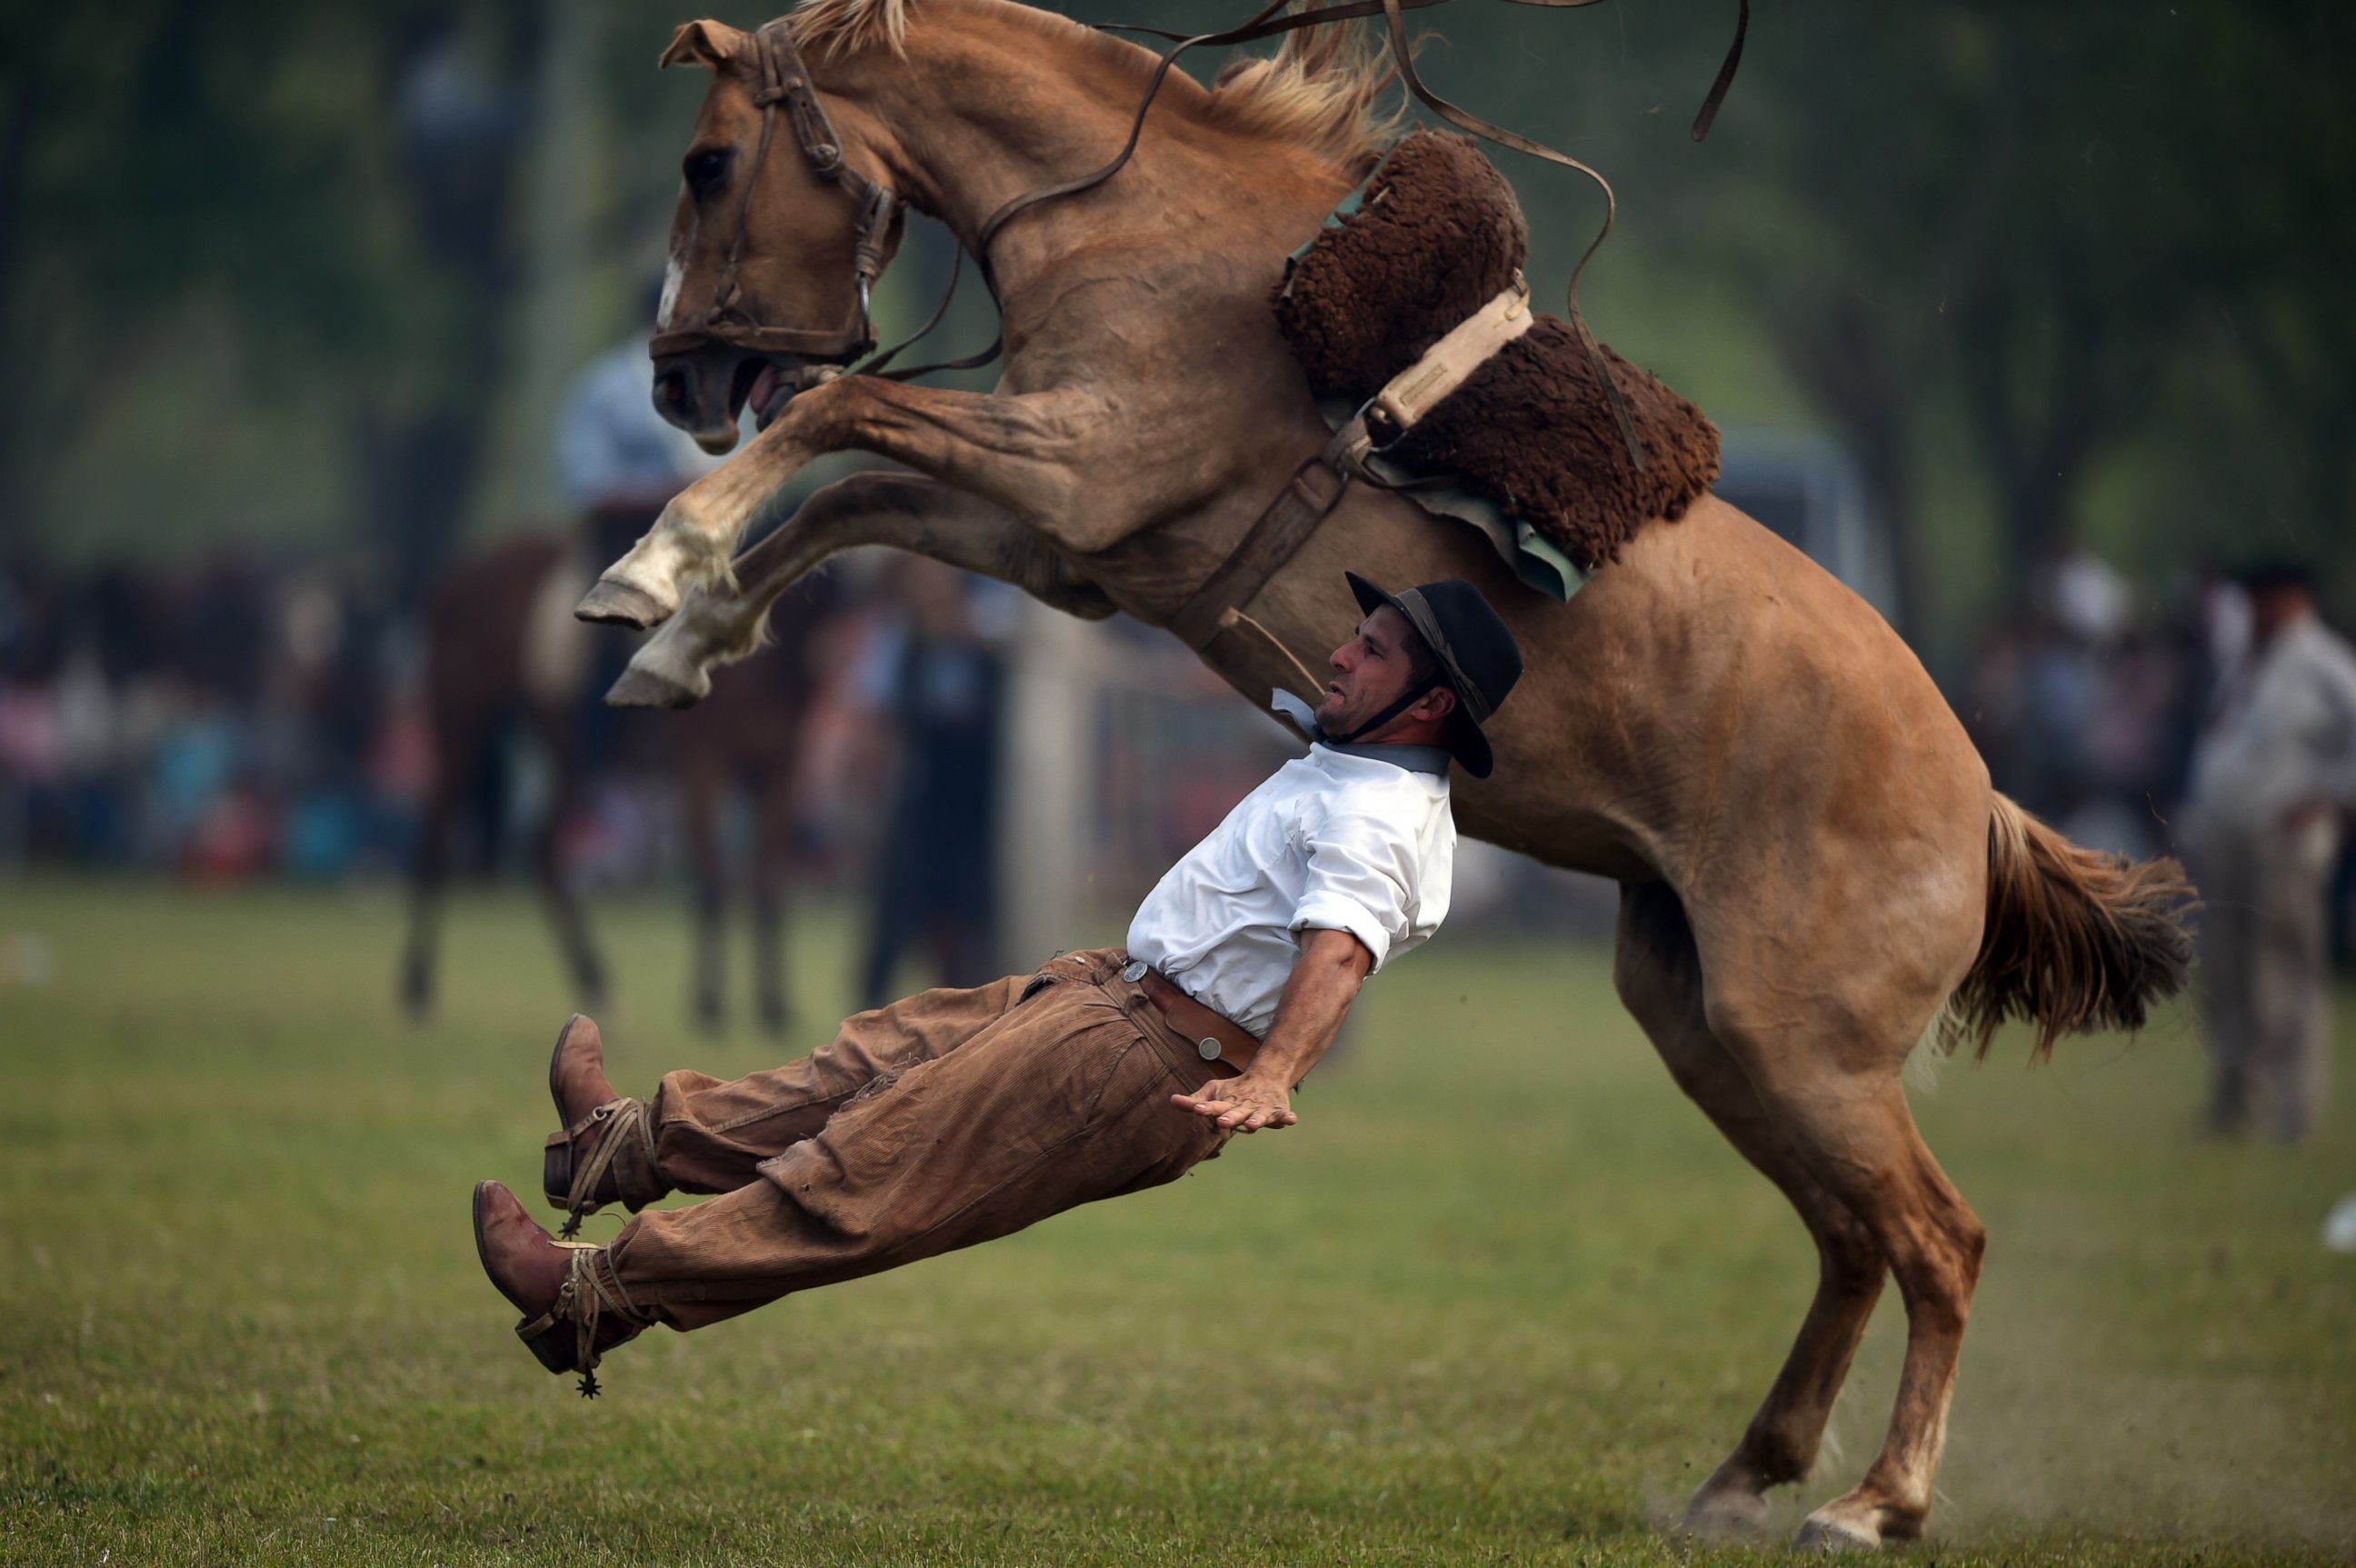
[1169,280,1533,660]
[1171,444,1352,654]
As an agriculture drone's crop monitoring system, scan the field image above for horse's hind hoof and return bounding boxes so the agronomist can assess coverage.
[1678,1487,1771,1538]
[605,664,704,710]
[576,578,671,629]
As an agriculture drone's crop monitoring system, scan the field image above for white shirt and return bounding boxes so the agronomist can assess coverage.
[554,337,718,512]
[2189,614,2356,841]
[1125,699,1455,1037]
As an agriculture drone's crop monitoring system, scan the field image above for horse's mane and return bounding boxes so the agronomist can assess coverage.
[788,0,1401,174]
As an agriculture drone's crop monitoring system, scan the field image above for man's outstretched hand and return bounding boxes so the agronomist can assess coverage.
[1166,928,1369,1134]
[1172,1076,1296,1133]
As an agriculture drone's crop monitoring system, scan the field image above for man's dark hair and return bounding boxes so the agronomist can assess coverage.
[2240,560,2317,596]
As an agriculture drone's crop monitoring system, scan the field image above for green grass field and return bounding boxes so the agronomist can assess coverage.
[2,878,2351,1565]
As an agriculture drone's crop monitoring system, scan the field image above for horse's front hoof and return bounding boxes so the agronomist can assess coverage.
[605,663,704,710]
[576,578,672,629]
[1792,1508,1882,1553]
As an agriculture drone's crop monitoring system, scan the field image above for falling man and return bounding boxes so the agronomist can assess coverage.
[472,572,1522,1393]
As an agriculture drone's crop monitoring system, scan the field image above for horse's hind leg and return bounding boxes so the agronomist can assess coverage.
[1612,884,1889,1535]
[1702,955,1987,1546]
[1757,1074,1982,1549]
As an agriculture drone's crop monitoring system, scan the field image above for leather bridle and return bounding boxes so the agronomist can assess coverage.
[648,18,903,366]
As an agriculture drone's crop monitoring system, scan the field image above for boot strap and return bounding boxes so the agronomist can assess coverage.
[547,1098,654,1239]
[516,1243,652,1399]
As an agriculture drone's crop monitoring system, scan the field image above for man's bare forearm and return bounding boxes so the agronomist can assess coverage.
[1249,927,1373,1088]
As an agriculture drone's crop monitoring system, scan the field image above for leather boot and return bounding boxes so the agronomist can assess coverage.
[541,1014,659,1236]
[474,1181,648,1397]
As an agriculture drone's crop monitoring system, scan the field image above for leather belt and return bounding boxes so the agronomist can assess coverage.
[1126,962,1260,1075]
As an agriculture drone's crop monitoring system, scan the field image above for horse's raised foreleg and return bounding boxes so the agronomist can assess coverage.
[580,378,1107,629]
[1612,884,1889,1537]
[609,470,1111,710]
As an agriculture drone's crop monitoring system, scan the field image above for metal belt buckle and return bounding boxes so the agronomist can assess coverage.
[1121,959,1147,984]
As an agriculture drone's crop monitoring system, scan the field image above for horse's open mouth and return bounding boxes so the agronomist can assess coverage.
[651,347,826,452]
[733,358,776,427]
[746,355,860,432]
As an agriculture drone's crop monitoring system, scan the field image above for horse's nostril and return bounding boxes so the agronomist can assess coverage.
[657,370,689,409]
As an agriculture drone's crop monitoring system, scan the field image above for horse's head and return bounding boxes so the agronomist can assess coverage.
[649,19,908,454]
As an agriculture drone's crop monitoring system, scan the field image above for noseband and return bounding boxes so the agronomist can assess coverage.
[648,18,900,365]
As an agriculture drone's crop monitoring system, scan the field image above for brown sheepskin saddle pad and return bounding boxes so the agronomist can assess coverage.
[1273,131,1720,577]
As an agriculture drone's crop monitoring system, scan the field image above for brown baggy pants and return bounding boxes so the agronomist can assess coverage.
[591,949,1233,1332]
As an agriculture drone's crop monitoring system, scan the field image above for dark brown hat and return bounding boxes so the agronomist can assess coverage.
[1345,572,1523,777]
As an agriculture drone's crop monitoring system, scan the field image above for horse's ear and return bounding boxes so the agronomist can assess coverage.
[660,20,748,71]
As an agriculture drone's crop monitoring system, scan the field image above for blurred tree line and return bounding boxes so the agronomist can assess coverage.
[0,0,2347,660]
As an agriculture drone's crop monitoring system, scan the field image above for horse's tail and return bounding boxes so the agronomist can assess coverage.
[1946,793,2198,1061]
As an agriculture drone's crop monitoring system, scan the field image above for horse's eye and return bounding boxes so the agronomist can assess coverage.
[683,148,732,195]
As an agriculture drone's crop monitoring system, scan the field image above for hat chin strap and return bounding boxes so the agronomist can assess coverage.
[1324,679,1438,745]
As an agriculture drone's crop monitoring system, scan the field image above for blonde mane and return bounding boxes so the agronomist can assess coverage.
[787,0,1402,173]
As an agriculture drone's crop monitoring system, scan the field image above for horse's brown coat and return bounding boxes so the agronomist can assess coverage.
[575,1,2196,1547]
[1273,131,1720,570]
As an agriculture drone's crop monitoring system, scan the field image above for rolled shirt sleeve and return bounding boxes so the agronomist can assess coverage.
[1289,806,1418,973]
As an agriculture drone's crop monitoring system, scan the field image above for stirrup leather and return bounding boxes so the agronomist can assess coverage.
[515,1243,652,1399]
[544,1097,654,1239]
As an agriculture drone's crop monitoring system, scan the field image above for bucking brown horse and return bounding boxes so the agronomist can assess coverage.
[567,0,2194,1547]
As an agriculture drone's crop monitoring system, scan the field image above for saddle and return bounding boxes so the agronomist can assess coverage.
[1272,131,1721,589]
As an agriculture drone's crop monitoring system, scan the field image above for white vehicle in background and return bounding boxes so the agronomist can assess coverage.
[1712,427,1896,621]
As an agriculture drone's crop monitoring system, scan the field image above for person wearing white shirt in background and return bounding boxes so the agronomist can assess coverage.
[2183,563,2356,1144]
[467,572,1525,1394]
[555,283,722,529]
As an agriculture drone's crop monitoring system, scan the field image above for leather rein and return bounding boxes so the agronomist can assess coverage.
[646,0,1749,405]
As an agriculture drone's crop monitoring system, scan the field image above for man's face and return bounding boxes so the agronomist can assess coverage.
[2251,584,2315,644]
[1317,605,1427,735]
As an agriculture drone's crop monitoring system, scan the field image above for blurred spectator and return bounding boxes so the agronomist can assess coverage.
[2180,563,2356,1144]
[1966,542,2205,864]
[854,556,1012,1006]
[555,293,714,524]
[2036,537,2134,650]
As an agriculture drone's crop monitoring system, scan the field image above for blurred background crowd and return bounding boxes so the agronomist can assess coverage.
[1,2,2351,1123]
